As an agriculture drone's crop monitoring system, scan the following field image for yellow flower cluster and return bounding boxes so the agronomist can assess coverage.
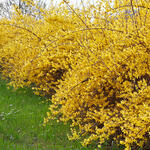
[0,0,150,149]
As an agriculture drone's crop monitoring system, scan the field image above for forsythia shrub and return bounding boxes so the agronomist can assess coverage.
[0,2,87,96]
[0,0,150,149]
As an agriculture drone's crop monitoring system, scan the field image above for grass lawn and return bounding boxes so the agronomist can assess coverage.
[0,79,94,150]
[0,79,124,150]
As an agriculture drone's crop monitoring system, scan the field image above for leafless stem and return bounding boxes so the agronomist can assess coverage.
[1,23,41,41]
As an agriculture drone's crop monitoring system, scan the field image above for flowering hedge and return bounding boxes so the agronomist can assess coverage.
[0,0,150,150]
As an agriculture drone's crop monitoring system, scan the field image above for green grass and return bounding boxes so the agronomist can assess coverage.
[0,79,96,150]
[0,79,124,150]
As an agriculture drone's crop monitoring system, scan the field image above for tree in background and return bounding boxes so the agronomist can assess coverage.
[0,0,46,19]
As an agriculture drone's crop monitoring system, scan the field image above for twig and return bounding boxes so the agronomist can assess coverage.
[1,23,41,41]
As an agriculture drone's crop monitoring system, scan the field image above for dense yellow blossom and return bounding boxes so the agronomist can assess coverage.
[0,0,150,149]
